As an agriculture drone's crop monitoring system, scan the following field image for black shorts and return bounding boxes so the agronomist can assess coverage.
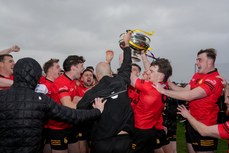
[166,129,176,141]
[185,122,218,151]
[77,125,90,141]
[131,128,157,153]
[91,134,131,153]
[49,128,79,150]
[154,130,170,149]
[78,131,89,141]
[42,128,50,144]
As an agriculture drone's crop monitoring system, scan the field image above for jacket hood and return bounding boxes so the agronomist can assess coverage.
[13,57,42,90]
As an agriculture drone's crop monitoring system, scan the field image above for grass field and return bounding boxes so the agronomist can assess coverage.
[176,122,228,153]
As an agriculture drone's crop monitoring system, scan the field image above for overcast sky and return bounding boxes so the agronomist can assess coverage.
[1,0,229,82]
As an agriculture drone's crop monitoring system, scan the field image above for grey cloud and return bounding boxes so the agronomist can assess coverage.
[1,0,229,82]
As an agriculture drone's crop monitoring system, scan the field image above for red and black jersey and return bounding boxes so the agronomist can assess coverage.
[0,74,13,90]
[75,83,90,97]
[128,86,140,111]
[189,69,223,125]
[133,78,165,129]
[154,114,164,130]
[39,76,55,129]
[48,74,77,130]
[218,121,229,139]
[39,76,54,96]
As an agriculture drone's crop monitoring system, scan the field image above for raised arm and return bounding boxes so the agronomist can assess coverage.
[140,53,151,71]
[130,51,151,87]
[0,45,20,55]
[117,31,132,83]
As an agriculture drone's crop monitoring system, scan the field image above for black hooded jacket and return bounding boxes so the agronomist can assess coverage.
[0,58,101,153]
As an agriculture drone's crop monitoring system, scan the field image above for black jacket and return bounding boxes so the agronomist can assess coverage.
[77,47,134,141]
[0,58,101,153]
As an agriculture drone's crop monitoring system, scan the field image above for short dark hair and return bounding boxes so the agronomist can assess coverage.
[86,66,94,72]
[0,54,13,62]
[197,48,217,63]
[82,68,93,75]
[43,58,59,74]
[63,55,85,72]
[132,63,141,72]
[151,58,172,82]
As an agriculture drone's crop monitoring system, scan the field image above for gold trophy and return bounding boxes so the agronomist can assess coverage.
[119,29,154,62]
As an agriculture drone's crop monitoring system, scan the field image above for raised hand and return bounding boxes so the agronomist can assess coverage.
[10,45,20,52]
